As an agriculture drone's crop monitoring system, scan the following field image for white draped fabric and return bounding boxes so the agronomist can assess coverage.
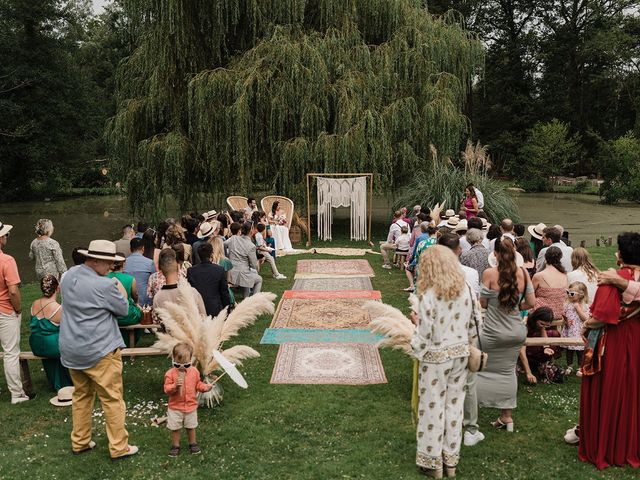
[317,176,368,241]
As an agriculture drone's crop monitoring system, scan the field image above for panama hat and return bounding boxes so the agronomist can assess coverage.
[528,222,547,240]
[445,216,460,228]
[50,386,74,407]
[78,240,125,262]
[443,209,456,219]
[488,250,525,268]
[0,221,13,238]
[454,219,468,233]
[203,210,218,222]
[480,218,490,231]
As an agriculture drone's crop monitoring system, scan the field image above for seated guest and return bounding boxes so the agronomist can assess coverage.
[265,225,276,257]
[380,210,409,269]
[163,224,192,263]
[184,217,200,247]
[154,249,206,319]
[394,225,411,264]
[142,228,161,270]
[135,221,148,239]
[519,307,563,384]
[148,244,190,301]
[227,222,263,297]
[192,221,219,265]
[124,237,156,307]
[114,225,135,258]
[211,236,235,305]
[187,243,231,317]
[108,256,142,346]
[29,274,73,391]
[254,223,286,279]
[217,213,232,238]
[245,197,258,220]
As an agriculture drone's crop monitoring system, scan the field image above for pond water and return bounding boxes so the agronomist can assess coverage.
[1,192,639,283]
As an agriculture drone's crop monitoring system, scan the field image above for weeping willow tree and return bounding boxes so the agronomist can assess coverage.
[106,0,484,219]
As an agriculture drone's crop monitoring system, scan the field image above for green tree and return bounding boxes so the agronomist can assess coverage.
[599,132,640,204]
[518,119,581,191]
[107,0,484,219]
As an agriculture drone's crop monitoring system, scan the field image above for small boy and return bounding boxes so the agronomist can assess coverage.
[395,225,411,256]
[164,343,212,457]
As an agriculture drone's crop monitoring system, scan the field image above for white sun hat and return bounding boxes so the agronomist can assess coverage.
[78,240,125,262]
[0,221,13,237]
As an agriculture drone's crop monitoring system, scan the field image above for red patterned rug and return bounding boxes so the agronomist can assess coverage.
[295,259,374,277]
[270,342,387,385]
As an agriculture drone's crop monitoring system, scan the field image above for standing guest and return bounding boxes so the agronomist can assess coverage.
[164,343,212,456]
[531,247,568,321]
[29,218,67,280]
[562,281,589,376]
[466,183,484,210]
[29,274,73,391]
[536,226,573,273]
[192,221,218,265]
[519,307,562,384]
[515,238,536,278]
[244,198,259,220]
[108,257,142,347]
[404,223,437,293]
[461,186,479,219]
[438,233,480,297]
[411,245,477,478]
[410,205,422,225]
[114,225,135,258]
[460,228,490,281]
[476,238,535,432]
[153,249,206,318]
[461,218,483,253]
[155,220,172,249]
[211,236,235,305]
[268,201,293,251]
[184,218,200,247]
[380,210,409,269]
[142,229,161,270]
[187,243,231,318]
[486,219,516,252]
[124,237,156,307]
[527,222,546,258]
[579,232,640,470]
[59,240,138,459]
[567,247,599,302]
[226,222,262,297]
[0,221,33,404]
[482,224,501,250]
[217,213,231,238]
[163,225,192,264]
[409,213,430,249]
[514,224,525,239]
[135,221,148,239]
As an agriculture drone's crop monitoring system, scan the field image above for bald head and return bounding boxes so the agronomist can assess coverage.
[500,219,514,233]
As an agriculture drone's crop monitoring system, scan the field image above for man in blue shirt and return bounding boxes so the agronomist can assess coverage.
[123,237,155,306]
[59,240,138,460]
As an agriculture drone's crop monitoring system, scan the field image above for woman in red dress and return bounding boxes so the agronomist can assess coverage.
[579,232,640,470]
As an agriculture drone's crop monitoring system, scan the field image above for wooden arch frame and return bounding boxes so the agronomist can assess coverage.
[305,173,374,247]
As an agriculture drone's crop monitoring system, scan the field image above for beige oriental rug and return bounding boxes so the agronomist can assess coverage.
[295,259,375,277]
[270,342,387,385]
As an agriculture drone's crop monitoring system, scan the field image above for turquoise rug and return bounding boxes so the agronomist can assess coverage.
[260,328,383,345]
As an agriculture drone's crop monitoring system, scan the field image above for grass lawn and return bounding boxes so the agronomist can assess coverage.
[0,240,632,480]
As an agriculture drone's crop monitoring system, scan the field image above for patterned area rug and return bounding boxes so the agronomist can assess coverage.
[282,290,381,300]
[270,343,387,385]
[292,276,373,291]
[270,297,379,329]
[260,328,383,345]
[296,259,374,277]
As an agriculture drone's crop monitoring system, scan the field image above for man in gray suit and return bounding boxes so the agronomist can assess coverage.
[225,222,262,297]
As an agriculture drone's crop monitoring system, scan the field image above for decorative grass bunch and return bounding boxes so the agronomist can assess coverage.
[362,299,415,355]
[153,285,276,377]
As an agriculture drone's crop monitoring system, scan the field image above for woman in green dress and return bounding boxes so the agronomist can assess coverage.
[108,257,142,346]
[29,274,73,390]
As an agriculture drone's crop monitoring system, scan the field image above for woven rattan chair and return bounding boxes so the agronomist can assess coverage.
[226,196,248,212]
[261,195,294,229]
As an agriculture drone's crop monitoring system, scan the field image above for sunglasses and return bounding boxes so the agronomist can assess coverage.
[172,362,191,369]
[566,290,583,298]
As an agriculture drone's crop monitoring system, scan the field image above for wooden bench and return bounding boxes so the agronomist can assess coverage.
[119,323,161,347]
[0,347,166,397]
[524,337,584,347]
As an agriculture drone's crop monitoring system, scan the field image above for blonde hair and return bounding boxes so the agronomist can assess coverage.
[35,218,54,236]
[416,245,465,300]
[568,281,589,304]
[172,342,193,362]
[571,247,599,282]
[210,236,226,264]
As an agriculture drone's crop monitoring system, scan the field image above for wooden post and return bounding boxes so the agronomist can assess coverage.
[596,238,600,247]
[580,240,586,248]
[608,236,613,247]
[20,359,34,397]
[306,174,311,247]
[368,174,373,246]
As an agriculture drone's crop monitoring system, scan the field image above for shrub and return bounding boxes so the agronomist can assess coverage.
[599,132,640,204]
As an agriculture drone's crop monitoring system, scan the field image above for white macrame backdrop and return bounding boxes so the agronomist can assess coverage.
[317,176,368,241]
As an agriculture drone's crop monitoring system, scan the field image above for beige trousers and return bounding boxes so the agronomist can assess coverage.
[69,350,130,457]
[380,243,397,264]
[0,311,25,399]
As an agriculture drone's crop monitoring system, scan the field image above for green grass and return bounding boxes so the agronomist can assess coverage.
[0,242,630,480]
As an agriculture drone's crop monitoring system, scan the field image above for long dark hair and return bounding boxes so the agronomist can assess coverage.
[515,237,534,263]
[142,229,156,260]
[545,246,566,273]
[495,238,520,310]
[526,307,553,336]
[271,201,279,216]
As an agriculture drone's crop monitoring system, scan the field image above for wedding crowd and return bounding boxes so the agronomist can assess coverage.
[0,199,295,458]
[393,184,640,477]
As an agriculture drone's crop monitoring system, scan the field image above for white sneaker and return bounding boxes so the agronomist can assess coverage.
[463,430,485,447]
[11,394,33,405]
[382,264,392,269]
[273,274,287,280]
[564,427,579,445]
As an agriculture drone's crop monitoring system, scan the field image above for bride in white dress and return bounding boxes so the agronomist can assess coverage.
[268,201,294,251]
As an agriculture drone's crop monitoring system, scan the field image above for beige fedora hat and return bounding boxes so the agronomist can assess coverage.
[50,386,74,407]
[78,240,125,262]
[443,209,456,219]
[203,210,218,221]
[445,216,460,228]
[454,219,468,233]
[480,218,490,231]
[0,221,13,237]
[197,220,220,239]
[528,222,547,240]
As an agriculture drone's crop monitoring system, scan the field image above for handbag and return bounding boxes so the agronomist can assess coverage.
[467,287,488,372]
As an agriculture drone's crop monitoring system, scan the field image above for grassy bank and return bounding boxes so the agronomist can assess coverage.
[0,244,631,480]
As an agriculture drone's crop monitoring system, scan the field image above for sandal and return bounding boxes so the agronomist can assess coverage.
[491,417,514,432]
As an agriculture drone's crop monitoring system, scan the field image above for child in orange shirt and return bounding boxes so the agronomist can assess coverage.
[164,343,212,457]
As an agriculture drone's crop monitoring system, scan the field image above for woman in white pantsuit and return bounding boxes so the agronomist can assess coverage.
[411,245,479,478]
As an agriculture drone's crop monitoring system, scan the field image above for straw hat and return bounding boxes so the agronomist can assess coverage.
[197,221,215,239]
[78,240,125,262]
[50,386,74,407]
[203,210,218,222]
[488,251,525,268]
[528,222,546,240]
[480,218,490,231]
[0,221,13,238]
[454,219,468,233]
[443,209,456,219]
[445,216,460,228]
